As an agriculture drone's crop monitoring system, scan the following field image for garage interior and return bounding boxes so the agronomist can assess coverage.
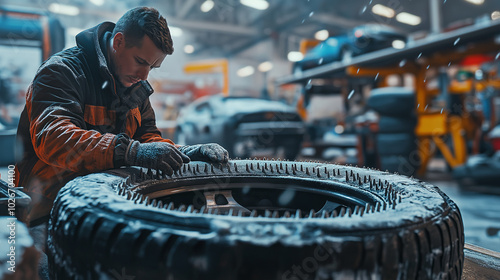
[0,0,500,279]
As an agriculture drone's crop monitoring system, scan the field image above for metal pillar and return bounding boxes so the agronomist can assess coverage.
[430,0,442,34]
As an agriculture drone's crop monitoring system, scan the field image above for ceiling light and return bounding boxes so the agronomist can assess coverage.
[48,3,80,16]
[396,12,421,25]
[258,61,273,72]
[314,29,329,41]
[392,40,406,49]
[492,11,500,20]
[169,26,183,37]
[371,4,395,18]
[465,0,484,5]
[201,0,214,12]
[184,45,194,54]
[240,0,269,10]
[237,66,255,77]
[287,51,304,62]
[89,0,104,6]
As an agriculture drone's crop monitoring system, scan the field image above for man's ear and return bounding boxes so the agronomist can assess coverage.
[112,32,125,51]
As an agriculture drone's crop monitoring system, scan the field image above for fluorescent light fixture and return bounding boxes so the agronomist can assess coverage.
[371,4,395,18]
[89,0,104,6]
[48,3,80,16]
[287,51,304,62]
[396,12,421,25]
[492,11,500,20]
[465,0,484,5]
[258,61,273,72]
[237,66,255,77]
[240,0,269,10]
[169,26,183,37]
[314,29,329,41]
[201,0,214,12]
[184,45,194,54]
[392,40,406,49]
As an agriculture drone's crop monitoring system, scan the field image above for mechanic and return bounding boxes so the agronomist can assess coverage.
[14,6,228,271]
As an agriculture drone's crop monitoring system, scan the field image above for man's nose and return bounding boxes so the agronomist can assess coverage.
[137,67,150,81]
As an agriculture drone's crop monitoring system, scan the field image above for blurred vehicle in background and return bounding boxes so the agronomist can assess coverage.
[175,95,306,160]
[293,24,407,73]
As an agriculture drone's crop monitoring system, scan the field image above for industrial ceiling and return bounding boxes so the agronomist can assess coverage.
[2,0,499,59]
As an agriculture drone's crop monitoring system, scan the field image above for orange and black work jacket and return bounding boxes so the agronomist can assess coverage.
[15,22,174,223]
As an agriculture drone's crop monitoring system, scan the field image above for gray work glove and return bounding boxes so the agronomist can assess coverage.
[178,143,229,163]
[126,141,190,175]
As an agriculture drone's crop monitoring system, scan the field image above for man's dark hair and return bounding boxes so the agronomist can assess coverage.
[113,7,173,54]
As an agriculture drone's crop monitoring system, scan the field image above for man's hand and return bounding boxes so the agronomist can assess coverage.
[126,141,190,175]
[178,143,229,163]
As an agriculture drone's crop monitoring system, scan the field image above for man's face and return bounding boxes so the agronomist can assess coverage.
[111,33,167,88]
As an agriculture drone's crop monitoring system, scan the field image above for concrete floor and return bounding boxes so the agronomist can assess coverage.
[2,159,500,253]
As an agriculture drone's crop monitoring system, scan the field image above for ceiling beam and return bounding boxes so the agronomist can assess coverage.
[66,7,259,36]
[7,3,257,37]
[177,0,198,19]
[168,18,259,36]
[311,13,365,29]
[226,9,308,56]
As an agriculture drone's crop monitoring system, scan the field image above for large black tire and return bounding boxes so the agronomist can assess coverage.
[48,160,464,280]
[377,133,417,156]
[368,87,415,117]
[378,116,417,134]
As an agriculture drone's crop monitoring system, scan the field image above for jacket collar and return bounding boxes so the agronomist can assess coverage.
[75,22,154,102]
[76,22,114,83]
[121,81,154,109]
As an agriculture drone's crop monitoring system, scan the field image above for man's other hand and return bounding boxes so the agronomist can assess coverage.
[179,143,229,163]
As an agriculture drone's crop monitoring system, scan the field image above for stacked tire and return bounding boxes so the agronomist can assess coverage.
[368,87,419,176]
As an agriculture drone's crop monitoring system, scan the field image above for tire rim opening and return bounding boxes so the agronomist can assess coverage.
[133,177,384,218]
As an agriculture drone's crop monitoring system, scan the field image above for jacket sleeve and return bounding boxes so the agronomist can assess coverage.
[134,98,176,145]
[27,59,116,172]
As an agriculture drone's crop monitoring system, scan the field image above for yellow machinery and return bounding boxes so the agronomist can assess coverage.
[276,21,500,176]
[346,41,500,175]
[183,59,229,96]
